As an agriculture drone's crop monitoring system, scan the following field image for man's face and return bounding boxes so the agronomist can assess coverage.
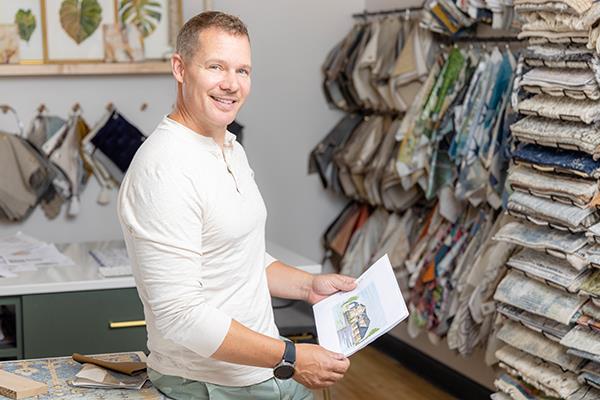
[181,27,251,131]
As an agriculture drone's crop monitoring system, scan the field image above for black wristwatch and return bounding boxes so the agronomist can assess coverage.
[273,340,296,379]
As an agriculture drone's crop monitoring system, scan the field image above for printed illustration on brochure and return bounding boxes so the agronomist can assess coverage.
[333,282,387,353]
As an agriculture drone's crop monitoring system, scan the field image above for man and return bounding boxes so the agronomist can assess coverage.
[118,11,356,400]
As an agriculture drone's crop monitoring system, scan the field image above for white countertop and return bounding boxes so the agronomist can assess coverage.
[0,240,322,297]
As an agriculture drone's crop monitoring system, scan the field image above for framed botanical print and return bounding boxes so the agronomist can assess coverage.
[117,0,181,60]
[103,23,143,62]
[43,0,116,62]
[0,24,20,64]
[0,0,45,63]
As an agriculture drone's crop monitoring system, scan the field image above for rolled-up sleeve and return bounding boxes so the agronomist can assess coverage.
[119,166,231,358]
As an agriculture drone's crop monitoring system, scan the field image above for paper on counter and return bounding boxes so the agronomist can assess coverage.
[0,232,75,275]
[0,266,17,278]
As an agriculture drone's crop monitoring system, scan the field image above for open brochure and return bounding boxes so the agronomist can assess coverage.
[313,254,409,356]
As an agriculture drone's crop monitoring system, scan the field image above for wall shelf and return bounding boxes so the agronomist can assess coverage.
[0,62,172,77]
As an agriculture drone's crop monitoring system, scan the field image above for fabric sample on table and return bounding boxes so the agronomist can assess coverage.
[497,303,572,341]
[497,320,586,372]
[518,94,600,124]
[561,325,600,362]
[507,248,591,293]
[494,271,588,325]
[496,345,582,398]
[508,164,600,208]
[513,144,600,179]
[507,191,600,232]
[520,68,600,100]
[511,116,600,158]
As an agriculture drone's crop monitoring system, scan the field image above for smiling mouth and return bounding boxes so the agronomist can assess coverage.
[210,96,237,105]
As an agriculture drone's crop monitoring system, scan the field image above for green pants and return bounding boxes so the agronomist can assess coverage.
[148,368,314,400]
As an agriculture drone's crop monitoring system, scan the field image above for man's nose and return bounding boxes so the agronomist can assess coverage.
[219,70,240,92]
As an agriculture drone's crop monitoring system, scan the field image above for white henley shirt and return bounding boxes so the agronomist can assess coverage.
[117,116,279,387]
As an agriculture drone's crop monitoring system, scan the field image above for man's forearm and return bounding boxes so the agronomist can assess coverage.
[266,261,314,301]
[211,319,285,367]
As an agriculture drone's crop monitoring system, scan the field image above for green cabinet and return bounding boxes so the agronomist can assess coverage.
[22,288,147,359]
[0,297,22,360]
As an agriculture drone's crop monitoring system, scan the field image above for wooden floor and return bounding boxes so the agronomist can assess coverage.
[313,347,456,400]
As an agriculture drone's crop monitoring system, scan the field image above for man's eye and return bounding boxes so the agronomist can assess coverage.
[238,69,250,76]
[209,64,223,70]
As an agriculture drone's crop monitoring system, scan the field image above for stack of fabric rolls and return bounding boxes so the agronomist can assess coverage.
[491,0,600,398]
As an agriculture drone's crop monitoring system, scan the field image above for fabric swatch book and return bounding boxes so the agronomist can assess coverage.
[313,254,409,356]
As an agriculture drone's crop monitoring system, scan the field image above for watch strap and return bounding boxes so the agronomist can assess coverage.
[282,340,296,364]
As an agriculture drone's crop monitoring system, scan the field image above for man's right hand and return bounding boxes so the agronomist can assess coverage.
[293,343,350,389]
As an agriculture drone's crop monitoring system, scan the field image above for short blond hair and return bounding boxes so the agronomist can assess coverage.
[176,11,249,60]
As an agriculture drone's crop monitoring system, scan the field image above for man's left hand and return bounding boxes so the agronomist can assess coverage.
[306,274,357,304]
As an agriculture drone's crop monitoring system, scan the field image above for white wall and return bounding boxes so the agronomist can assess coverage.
[0,0,362,262]
[210,0,362,260]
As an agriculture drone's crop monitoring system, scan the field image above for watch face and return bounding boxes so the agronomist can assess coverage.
[274,363,295,380]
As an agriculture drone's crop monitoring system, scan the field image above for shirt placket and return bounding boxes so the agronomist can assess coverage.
[222,146,241,194]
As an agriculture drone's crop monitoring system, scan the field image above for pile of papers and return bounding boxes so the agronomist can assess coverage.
[71,364,148,390]
[0,232,74,278]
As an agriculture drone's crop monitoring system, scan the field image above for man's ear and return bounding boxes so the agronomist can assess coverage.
[171,53,185,83]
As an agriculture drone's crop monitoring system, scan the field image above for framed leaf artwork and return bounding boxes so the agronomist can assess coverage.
[117,0,181,60]
[0,0,45,63]
[43,0,116,62]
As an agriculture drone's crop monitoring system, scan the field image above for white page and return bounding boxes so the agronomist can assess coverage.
[89,247,130,268]
[0,265,17,278]
[313,254,409,356]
